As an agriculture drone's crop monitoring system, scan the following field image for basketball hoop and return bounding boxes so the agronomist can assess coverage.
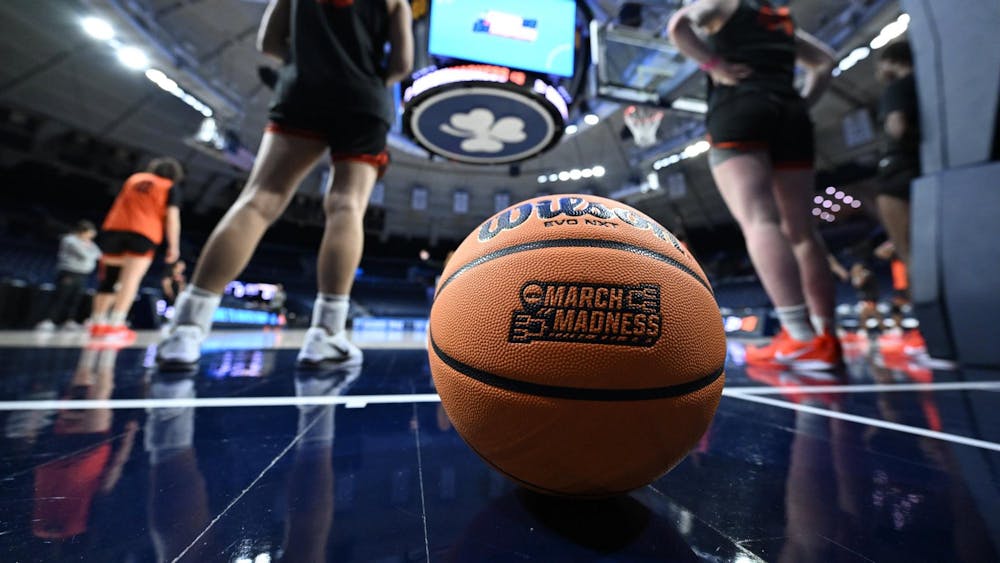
[623,105,664,148]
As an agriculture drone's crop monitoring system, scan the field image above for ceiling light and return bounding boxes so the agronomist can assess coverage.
[592,165,606,178]
[548,174,558,182]
[81,16,114,41]
[581,168,593,178]
[812,208,821,216]
[116,45,149,70]
[842,195,854,204]
[813,196,824,204]
[565,124,578,135]
[558,171,570,181]
[569,169,582,180]
[826,186,836,195]
[584,113,599,125]
[831,204,842,212]
[145,68,167,83]
[822,200,832,208]
[537,175,547,183]
[851,200,862,208]
[834,191,844,199]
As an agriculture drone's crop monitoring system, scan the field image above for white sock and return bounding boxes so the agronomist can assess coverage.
[811,315,833,336]
[312,294,349,335]
[776,304,816,342]
[108,311,127,326]
[172,285,221,335]
[91,312,108,325]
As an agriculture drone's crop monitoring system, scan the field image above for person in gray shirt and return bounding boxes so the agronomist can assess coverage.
[36,221,101,331]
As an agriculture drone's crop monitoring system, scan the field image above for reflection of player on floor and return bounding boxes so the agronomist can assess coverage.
[668,0,841,369]
[91,158,183,339]
[157,0,414,368]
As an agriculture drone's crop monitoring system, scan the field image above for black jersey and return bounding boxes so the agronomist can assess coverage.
[272,0,392,124]
[706,0,798,102]
[878,74,920,159]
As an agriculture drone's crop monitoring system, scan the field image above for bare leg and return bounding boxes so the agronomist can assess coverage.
[110,255,154,318]
[190,132,328,293]
[316,160,378,295]
[773,168,836,321]
[877,195,911,267]
[92,256,124,320]
[711,152,806,307]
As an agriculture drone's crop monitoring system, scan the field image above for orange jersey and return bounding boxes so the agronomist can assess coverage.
[102,172,175,244]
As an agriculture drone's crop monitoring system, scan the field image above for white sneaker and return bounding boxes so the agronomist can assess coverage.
[156,325,204,368]
[297,327,362,368]
[61,320,81,331]
[35,320,56,331]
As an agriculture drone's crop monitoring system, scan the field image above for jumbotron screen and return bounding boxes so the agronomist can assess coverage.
[428,0,577,78]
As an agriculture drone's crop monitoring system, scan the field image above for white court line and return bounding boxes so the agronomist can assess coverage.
[0,381,998,411]
[725,391,1000,453]
[0,394,443,411]
[171,407,321,563]
[722,381,1000,396]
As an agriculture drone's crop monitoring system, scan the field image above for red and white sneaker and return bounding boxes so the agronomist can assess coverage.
[902,329,927,356]
[103,325,136,342]
[747,330,844,370]
[745,329,793,367]
[89,324,111,338]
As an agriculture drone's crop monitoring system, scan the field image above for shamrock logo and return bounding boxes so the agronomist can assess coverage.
[439,108,527,153]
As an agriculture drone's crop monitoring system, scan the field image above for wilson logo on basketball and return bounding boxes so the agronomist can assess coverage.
[509,281,662,346]
[478,196,686,255]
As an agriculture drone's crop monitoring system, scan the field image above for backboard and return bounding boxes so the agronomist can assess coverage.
[590,20,696,108]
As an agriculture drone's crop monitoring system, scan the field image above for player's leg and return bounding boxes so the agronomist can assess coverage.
[711,149,812,334]
[877,195,911,267]
[772,167,836,334]
[298,115,387,367]
[158,131,327,366]
[298,159,380,367]
[90,255,123,335]
[189,131,328,293]
[106,253,154,334]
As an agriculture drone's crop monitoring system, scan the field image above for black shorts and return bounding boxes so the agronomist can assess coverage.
[706,91,815,168]
[100,230,156,258]
[876,155,919,200]
[266,110,390,176]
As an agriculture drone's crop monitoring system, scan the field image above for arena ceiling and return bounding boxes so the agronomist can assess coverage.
[0,0,900,242]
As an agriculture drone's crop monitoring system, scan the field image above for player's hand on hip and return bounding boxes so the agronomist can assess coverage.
[709,62,753,86]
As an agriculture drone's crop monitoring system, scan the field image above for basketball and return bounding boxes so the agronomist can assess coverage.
[429,194,727,497]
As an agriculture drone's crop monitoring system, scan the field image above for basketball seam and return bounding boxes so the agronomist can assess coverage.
[436,239,714,298]
[430,333,725,401]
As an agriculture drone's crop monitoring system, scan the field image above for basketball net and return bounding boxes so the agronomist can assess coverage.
[624,105,664,148]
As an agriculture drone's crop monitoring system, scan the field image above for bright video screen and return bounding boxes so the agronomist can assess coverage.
[428,0,577,77]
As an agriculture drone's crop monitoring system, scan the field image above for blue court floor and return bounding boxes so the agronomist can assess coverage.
[0,329,997,562]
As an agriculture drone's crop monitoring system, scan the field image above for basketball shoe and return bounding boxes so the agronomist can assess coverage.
[902,329,927,356]
[296,327,362,368]
[104,325,136,342]
[747,329,843,370]
[89,324,111,338]
[156,325,204,368]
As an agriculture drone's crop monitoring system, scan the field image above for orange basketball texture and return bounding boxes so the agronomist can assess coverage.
[429,195,726,496]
